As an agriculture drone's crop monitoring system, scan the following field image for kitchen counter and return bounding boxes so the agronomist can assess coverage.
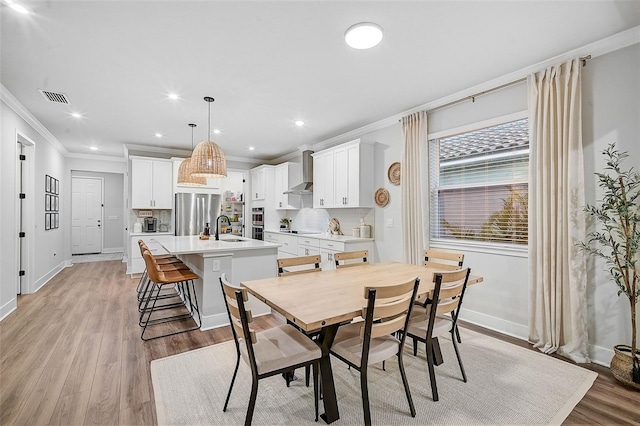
[152,234,280,255]
[146,234,277,330]
[129,231,174,237]
[265,230,373,243]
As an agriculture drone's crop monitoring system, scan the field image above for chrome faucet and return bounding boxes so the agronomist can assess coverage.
[215,215,231,240]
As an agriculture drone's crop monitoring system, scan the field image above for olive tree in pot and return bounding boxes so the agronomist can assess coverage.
[579,143,639,390]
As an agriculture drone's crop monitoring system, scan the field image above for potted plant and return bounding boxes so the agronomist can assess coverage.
[579,143,639,390]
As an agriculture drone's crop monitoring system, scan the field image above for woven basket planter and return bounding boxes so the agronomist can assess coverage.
[610,345,640,391]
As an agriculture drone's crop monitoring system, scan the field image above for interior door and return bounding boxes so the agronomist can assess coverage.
[71,177,103,254]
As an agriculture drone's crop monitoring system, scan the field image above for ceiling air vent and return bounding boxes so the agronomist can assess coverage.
[39,90,70,104]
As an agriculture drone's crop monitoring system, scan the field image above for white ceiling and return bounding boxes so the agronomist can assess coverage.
[2,1,640,162]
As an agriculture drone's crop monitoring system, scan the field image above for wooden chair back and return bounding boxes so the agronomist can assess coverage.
[424,249,464,271]
[219,273,256,344]
[335,250,369,269]
[428,268,470,324]
[277,255,321,277]
[357,278,420,365]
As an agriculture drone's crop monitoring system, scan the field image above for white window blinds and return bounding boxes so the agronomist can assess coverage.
[429,118,529,245]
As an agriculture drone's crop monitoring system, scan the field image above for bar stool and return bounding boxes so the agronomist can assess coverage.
[136,241,189,312]
[139,250,202,341]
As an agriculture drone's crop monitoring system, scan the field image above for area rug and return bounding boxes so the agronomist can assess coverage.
[151,328,597,425]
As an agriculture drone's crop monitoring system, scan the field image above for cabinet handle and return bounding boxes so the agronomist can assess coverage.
[256,193,258,199]
[328,253,333,260]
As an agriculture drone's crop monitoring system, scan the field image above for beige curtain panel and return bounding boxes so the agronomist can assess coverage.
[527,58,590,363]
[401,111,427,265]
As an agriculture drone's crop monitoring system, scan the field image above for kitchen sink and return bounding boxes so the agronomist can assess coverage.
[220,238,245,242]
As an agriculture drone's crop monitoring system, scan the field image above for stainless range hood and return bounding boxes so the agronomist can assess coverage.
[283,150,313,195]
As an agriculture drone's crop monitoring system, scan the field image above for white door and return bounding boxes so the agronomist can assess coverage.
[71,177,103,254]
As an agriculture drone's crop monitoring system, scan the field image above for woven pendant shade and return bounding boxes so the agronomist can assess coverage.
[177,123,207,186]
[191,140,227,178]
[177,157,207,186]
[191,96,227,178]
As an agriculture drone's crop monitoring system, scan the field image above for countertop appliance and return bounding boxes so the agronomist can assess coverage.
[143,217,157,232]
[175,193,221,236]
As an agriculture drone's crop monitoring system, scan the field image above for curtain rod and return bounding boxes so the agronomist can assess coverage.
[403,55,592,118]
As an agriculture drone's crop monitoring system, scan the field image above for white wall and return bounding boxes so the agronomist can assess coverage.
[582,43,640,363]
[1,99,67,321]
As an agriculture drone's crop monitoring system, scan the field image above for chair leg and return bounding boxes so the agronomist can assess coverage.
[306,365,310,387]
[245,377,259,426]
[313,362,319,422]
[223,351,241,412]
[425,338,439,401]
[360,366,371,426]
[412,337,418,356]
[452,333,467,382]
[398,352,416,417]
[455,324,462,343]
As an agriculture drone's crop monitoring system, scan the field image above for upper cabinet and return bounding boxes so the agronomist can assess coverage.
[312,139,373,208]
[131,157,173,209]
[274,162,301,210]
[312,150,334,208]
[250,165,274,201]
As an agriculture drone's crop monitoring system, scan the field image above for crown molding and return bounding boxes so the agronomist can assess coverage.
[65,152,127,163]
[1,84,69,156]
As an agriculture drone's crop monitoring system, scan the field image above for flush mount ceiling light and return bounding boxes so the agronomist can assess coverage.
[168,93,179,100]
[177,123,207,186]
[8,1,30,14]
[155,133,163,138]
[71,112,83,118]
[295,120,305,127]
[345,22,383,49]
[190,96,227,178]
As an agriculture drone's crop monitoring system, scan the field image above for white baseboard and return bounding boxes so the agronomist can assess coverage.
[102,247,124,254]
[589,344,613,367]
[31,261,66,293]
[459,309,529,341]
[0,298,17,322]
[199,310,271,331]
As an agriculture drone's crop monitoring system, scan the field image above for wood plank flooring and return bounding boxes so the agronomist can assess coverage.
[0,260,638,425]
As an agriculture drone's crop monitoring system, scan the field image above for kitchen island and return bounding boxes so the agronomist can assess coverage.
[150,234,279,330]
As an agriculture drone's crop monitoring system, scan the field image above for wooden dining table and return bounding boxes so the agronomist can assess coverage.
[241,261,483,424]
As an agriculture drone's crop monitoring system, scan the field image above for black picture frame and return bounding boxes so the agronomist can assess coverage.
[45,175,51,193]
[45,213,51,230]
[45,194,50,211]
[55,179,59,195]
[54,196,59,211]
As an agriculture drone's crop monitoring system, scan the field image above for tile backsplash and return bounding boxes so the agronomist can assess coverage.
[283,208,375,237]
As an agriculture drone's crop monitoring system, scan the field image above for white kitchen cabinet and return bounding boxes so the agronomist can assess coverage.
[277,233,298,258]
[312,139,373,209]
[312,150,334,208]
[319,238,374,270]
[127,234,171,275]
[297,236,320,257]
[274,162,301,210]
[264,231,279,244]
[250,166,271,201]
[131,157,173,209]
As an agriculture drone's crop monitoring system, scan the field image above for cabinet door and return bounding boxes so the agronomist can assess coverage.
[152,160,173,209]
[313,151,334,208]
[251,168,265,200]
[274,165,285,209]
[319,248,339,270]
[131,159,154,208]
[333,146,349,206]
[298,246,320,256]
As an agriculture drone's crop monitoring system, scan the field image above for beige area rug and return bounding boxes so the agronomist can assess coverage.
[151,328,597,425]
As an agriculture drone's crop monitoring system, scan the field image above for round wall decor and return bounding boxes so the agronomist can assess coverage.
[375,188,390,207]
[388,162,400,185]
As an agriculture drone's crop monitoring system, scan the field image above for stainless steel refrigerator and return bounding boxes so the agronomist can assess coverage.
[175,193,221,236]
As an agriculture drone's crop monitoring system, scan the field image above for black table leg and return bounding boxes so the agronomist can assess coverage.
[316,323,340,424]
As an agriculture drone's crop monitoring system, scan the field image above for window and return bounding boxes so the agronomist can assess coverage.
[429,117,529,246]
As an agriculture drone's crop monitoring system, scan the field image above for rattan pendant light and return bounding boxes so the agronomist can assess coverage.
[191,96,227,178]
[177,123,207,186]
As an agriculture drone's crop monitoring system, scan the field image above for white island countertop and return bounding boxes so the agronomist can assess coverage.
[151,234,280,255]
[265,230,374,243]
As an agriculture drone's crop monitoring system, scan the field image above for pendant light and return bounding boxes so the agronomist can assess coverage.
[177,123,207,186]
[191,96,227,178]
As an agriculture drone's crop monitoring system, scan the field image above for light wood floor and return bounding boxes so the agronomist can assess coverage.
[0,260,638,425]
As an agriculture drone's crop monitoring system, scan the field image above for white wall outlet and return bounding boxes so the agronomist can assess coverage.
[212,259,221,271]
[386,219,394,228]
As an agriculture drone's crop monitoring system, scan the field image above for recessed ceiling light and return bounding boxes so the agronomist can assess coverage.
[248,146,255,151]
[155,133,163,138]
[213,129,221,135]
[345,22,383,49]
[168,93,179,100]
[295,120,305,127]
[89,146,98,151]
[9,2,30,14]
[71,112,83,118]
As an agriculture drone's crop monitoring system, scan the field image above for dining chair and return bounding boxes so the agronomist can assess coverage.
[277,254,322,276]
[404,268,470,402]
[423,249,465,343]
[424,249,464,270]
[334,250,369,268]
[219,273,321,425]
[329,277,420,425]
